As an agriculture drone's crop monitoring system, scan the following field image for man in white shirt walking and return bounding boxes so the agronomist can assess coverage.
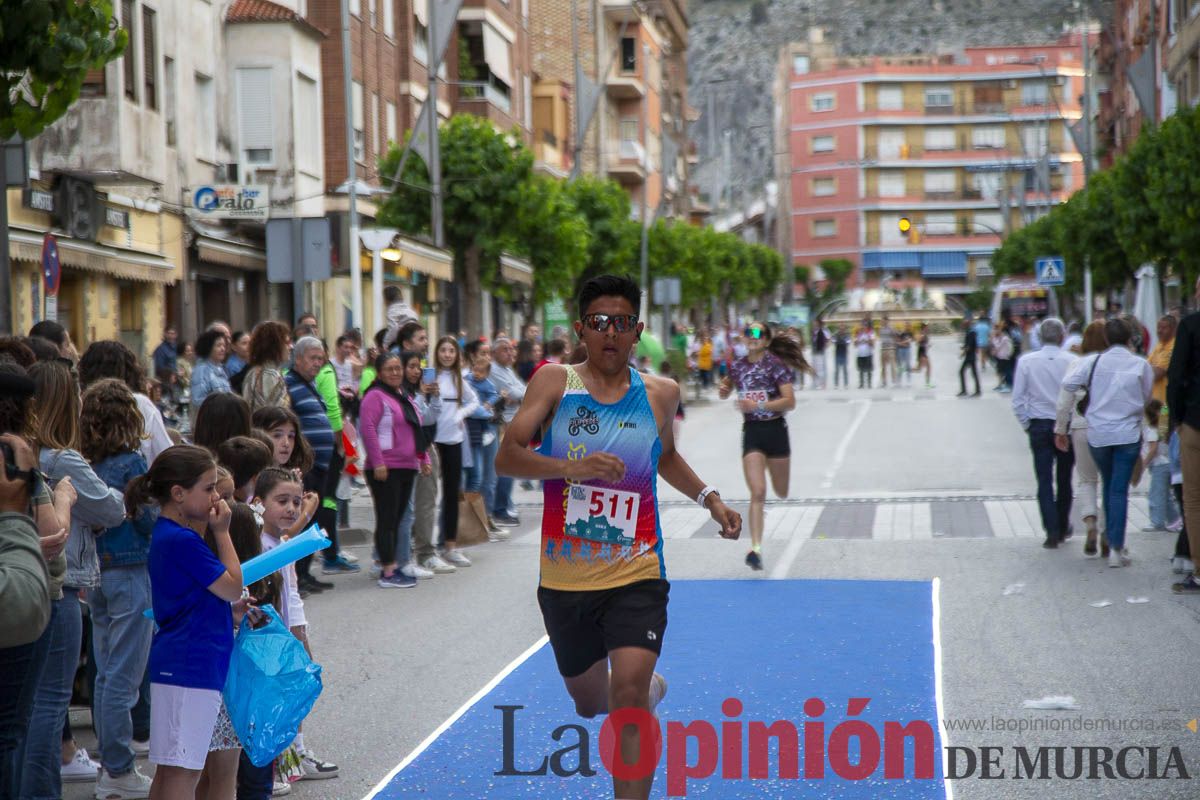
[1012,318,1077,548]
[1062,317,1154,567]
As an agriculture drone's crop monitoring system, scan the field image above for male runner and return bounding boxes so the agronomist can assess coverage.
[496,275,742,800]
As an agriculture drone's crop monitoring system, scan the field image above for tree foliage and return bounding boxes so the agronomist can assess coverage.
[514,175,589,307]
[0,0,127,139]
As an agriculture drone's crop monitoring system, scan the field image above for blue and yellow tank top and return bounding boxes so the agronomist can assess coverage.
[538,365,664,591]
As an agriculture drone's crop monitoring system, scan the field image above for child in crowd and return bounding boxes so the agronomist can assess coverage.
[81,379,158,798]
[253,467,338,782]
[217,436,276,503]
[252,406,315,484]
[129,445,244,800]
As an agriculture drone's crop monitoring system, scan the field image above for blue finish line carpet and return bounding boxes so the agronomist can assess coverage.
[367,579,950,799]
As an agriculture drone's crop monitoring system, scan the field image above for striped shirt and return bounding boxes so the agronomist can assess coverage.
[285,370,334,471]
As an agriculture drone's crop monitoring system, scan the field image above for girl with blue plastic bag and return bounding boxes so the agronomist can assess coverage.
[127,445,245,800]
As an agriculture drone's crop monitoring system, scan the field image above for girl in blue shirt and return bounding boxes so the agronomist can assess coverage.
[126,445,243,797]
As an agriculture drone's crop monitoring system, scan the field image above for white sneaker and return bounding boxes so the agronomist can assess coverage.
[422,554,456,574]
[130,738,149,757]
[62,747,101,783]
[442,549,472,567]
[298,751,339,780]
[1121,548,1132,566]
[272,780,292,796]
[402,561,435,579]
[94,766,152,799]
[1108,550,1123,568]
[488,528,511,542]
[340,551,359,564]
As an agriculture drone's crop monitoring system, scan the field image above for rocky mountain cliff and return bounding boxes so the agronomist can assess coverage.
[687,0,1093,206]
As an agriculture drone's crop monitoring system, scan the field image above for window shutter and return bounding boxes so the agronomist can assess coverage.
[237,68,273,159]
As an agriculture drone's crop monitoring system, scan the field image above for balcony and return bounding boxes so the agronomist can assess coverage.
[534,131,569,178]
[607,69,646,99]
[607,140,648,182]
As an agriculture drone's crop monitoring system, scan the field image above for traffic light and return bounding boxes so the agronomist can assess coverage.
[898,216,920,244]
[898,217,911,234]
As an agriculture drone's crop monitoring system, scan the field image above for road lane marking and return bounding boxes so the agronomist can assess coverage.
[819,398,871,489]
[361,635,549,800]
[768,505,820,579]
[932,577,955,800]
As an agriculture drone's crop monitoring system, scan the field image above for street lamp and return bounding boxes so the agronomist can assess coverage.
[359,227,400,336]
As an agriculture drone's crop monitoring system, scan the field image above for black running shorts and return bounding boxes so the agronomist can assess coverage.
[742,417,790,459]
[537,578,670,678]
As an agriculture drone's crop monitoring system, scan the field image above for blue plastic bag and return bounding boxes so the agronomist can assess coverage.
[223,605,323,767]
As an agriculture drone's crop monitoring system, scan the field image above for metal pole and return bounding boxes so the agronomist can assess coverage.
[0,144,11,333]
[570,0,582,178]
[1082,20,1094,324]
[638,43,650,323]
[372,247,384,335]
[341,0,364,334]
[429,0,444,249]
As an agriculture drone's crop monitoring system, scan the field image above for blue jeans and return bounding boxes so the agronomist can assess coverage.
[0,602,56,800]
[91,566,153,777]
[17,589,82,800]
[464,435,497,514]
[1147,461,1179,528]
[1090,442,1141,552]
[492,475,514,518]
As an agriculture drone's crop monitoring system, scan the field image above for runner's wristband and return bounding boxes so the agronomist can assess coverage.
[697,486,719,508]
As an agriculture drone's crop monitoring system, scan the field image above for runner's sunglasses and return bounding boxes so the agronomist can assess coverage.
[582,313,639,333]
[744,326,766,339]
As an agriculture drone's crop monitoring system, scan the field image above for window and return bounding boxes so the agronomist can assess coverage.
[923,169,956,195]
[459,21,512,111]
[142,6,157,109]
[923,126,955,151]
[968,172,1001,199]
[620,37,637,73]
[122,0,136,102]
[811,134,834,153]
[878,128,905,158]
[524,74,532,130]
[1021,81,1048,106]
[877,170,906,197]
[236,67,273,165]
[880,214,906,244]
[371,92,380,158]
[296,74,320,172]
[793,55,810,75]
[164,57,176,146]
[619,118,638,144]
[973,211,1004,235]
[194,73,215,161]
[414,20,429,63]
[924,212,955,235]
[877,84,903,110]
[383,0,394,36]
[1021,123,1048,155]
[352,81,365,162]
[813,219,837,238]
[811,176,836,196]
[386,100,397,146]
[810,93,834,112]
[971,125,1005,149]
[973,82,1002,111]
[350,0,360,15]
[924,84,954,109]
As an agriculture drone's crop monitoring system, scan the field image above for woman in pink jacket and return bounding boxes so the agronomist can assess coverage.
[360,352,432,589]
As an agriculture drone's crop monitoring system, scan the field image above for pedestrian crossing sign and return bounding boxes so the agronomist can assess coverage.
[1035,256,1065,286]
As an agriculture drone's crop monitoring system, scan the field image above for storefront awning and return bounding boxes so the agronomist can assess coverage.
[196,234,267,271]
[396,236,453,281]
[500,253,533,286]
[8,229,176,284]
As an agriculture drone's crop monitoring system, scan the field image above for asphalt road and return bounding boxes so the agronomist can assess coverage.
[65,338,1200,799]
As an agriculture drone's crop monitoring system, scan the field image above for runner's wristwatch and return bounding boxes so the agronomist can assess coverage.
[697,486,720,508]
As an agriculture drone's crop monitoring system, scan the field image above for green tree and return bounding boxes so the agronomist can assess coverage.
[514,174,589,307]
[1145,105,1200,288]
[1,0,127,139]
[378,114,533,334]
[562,176,641,299]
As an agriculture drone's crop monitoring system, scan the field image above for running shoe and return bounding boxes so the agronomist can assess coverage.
[62,748,101,783]
[422,554,457,574]
[745,551,763,571]
[271,781,292,796]
[1108,550,1123,568]
[94,766,152,799]
[378,571,416,589]
[443,549,472,567]
[321,555,361,574]
[401,561,435,580]
[130,738,150,757]
[493,513,521,527]
[340,551,360,564]
[1173,574,1200,593]
[298,752,340,780]
[489,528,512,542]
[1167,518,1184,533]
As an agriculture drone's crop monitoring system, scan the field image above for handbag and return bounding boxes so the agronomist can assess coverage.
[223,605,323,767]
[456,491,491,547]
[1075,354,1102,417]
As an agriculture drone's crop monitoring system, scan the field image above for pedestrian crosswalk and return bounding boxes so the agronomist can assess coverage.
[502,496,1161,544]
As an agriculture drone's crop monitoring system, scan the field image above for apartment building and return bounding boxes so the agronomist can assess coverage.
[528,0,690,218]
[1166,0,1200,109]
[775,31,1085,294]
